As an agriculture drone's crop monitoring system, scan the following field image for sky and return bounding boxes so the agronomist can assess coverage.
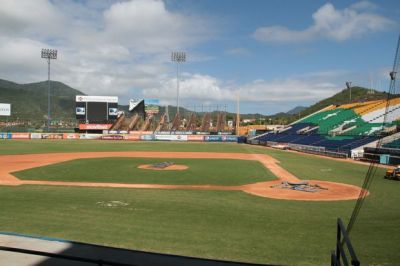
[0,0,399,114]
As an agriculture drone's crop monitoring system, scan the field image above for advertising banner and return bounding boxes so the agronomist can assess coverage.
[63,133,80,139]
[187,135,204,141]
[140,134,155,141]
[79,134,102,139]
[155,131,171,135]
[125,134,140,141]
[156,131,194,135]
[11,133,30,139]
[145,99,159,105]
[0,132,12,139]
[30,133,42,139]
[0,103,11,116]
[79,124,112,130]
[76,95,118,103]
[107,130,128,134]
[41,133,63,139]
[145,99,159,114]
[218,132,235,135]
[171,131,193,135]
[128,131,142,135]
[101,134,124,140]
[204,136,222,142]
[155,135,188,141]
[224,136,238,142]
[195,132,210,135]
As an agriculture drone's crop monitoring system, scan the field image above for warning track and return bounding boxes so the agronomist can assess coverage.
[0,151,366,201]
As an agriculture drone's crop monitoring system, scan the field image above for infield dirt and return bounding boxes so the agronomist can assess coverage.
[0,151,366,201]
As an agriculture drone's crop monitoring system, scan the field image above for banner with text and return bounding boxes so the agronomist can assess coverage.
[79,124,112,130]
[0,103,11,116]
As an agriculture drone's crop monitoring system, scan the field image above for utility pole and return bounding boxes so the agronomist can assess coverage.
[346,82,352,103]
[236,94,240,135]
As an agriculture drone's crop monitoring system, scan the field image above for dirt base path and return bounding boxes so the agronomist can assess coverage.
[0,151,366,201]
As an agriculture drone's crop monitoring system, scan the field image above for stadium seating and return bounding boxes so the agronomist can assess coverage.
[253,98,400,155]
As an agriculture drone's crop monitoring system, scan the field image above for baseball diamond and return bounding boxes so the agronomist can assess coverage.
[0,140,398,265]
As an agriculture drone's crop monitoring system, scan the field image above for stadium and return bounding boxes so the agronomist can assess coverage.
[1,2,400,266]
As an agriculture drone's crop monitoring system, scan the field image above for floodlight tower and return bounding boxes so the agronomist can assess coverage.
[171,52,186,115]
[41,48,57,132]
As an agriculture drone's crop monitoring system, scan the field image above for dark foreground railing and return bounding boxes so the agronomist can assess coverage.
[0,238,277,266]
[331,218,360,266]
[0,246,136,266]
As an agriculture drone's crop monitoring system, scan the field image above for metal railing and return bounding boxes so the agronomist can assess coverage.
[331,218,360,266]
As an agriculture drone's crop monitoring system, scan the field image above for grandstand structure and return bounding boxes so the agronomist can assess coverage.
[109,111,233,134]
[249,97,400,158]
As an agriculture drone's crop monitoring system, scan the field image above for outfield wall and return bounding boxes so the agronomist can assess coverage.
[0,132,238,142]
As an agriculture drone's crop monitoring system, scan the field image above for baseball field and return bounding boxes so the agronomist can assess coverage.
[0,140,399,265]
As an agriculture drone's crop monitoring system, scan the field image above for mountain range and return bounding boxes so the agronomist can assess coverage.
[0,78,388,126]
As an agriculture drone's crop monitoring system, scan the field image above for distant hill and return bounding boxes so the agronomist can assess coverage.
[292,87,387,122]
[0,79,85,121]
[258,87,388,125]
[286,106,307,115]
[0,78,390,127]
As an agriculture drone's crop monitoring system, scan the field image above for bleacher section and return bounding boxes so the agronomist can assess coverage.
[255,122,377,155]
[252,98,400,156]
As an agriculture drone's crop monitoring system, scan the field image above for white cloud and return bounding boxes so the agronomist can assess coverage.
[142,73,342,104]
[102,0,209,53]
[253,2,395,43]
[0,37,51,80]
[0,0,388,114]
[0,0,65,37]
[350,1,378,11]
[0,0,213,100]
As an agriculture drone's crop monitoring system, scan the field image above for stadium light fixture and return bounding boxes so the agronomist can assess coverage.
[41,48,58,132]
[171,52,186,115]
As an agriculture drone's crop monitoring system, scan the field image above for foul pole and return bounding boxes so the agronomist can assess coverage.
[236,94,240,135]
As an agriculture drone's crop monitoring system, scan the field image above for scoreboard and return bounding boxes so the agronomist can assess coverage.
[76,95,118,122]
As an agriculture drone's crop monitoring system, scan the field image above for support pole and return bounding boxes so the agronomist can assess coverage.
[236,94,240,135]
[47,58,51,132]
[176,62,180,115]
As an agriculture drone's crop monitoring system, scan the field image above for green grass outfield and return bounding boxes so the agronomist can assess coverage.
[0,140,399,265]
[0,139,249,155]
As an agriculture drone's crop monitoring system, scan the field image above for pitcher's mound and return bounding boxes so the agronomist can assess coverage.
[138,162,188,171]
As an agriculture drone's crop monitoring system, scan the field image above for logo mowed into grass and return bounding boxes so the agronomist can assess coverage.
[137,161,189,171]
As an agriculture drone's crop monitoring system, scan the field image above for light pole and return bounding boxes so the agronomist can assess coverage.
[41,48,57,132]
[346,81,352,102]
[171,52,186,115]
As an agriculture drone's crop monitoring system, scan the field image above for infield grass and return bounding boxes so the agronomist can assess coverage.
[13,158,275,185]
[0,140,399,265]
